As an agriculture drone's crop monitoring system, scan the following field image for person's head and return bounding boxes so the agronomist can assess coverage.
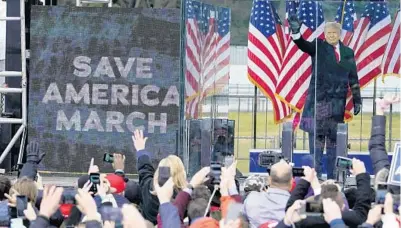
[106,174,126,194]
[188,198,209,221]
[154,155,187,191]
[192,185,211,201]
[320,184,344,210]
[124,181,141,205]
[268,160,293,191]
[12,177,38,203]
[0,176,11,201]
[374,168,389,189]
[324,22,341,45]
[244,174,267,193]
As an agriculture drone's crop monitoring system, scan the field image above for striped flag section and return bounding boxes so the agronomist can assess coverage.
[344,1,392,120]
[184,0,231,119]
[381,10,400,80]
[247,0,291,123]
[335,0,357,46]
[202,7,231,97]
[284,0,299,47]
[276,0,325,114]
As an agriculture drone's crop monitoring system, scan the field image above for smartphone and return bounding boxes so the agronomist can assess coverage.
[89,173,100,194]
[335,156,353,170]
[99,206,123,222]
[16,196,27,218]
[375,183,400,214]
[62,189,77,205]
[225,203,243,224]
[299,200,323,217]
[103,153,114,163]
[158,166,171,187]
[210,161,222,185]
[375,183,388,204]
[292,167,304,177]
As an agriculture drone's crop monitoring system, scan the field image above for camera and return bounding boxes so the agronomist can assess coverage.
[258,151,285,168]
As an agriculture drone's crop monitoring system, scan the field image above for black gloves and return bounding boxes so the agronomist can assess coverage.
[26,141,45,164]
[288,15,301,34]
[354,103,362,115]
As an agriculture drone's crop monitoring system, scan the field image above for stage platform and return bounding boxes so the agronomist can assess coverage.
[249,149,393,175]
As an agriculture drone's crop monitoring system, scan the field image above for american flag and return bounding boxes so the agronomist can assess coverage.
[381,9,400,79]
[344,0,392,119]
[276,1,325,114]
[247,0,291,123]
[184,0,231,118]
[284,0,300,46]
[202,7,231,96]
[335,0,357,46]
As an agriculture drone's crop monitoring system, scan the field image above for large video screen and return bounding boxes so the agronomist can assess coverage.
[28,6,181,173]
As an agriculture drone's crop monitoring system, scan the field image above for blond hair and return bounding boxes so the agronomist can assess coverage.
[12,177,38,203]
[325,22,341,34]
[154,155,187,191]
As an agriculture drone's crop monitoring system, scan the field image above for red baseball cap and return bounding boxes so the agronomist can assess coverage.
[106,174,126,194]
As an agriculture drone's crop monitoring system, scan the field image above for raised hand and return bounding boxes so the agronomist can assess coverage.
[39,185,64,219]
[350,158,366,176]
[189,167,210,188]
[154,177,174,204]
[302,166,316,183]
[376,93,400,114]
[322,198,342,224]
[132,129,148,151]
[87,158,99,174]
[288,15,302,34]
[112,153,125,171]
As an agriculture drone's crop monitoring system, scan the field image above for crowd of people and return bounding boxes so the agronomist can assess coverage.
[0,94,399,228]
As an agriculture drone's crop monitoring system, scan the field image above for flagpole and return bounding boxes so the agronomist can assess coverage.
[373,78,377,115]
[340,0,347,25]
[253,86,257,148]
[179,0,186,159]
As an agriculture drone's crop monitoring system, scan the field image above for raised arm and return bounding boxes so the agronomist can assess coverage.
[288,15,316,56]
[369,94,400,174]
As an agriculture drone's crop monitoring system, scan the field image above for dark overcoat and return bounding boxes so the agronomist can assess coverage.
[293,36,362,137]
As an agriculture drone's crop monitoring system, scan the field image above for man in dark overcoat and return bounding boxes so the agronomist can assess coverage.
[288,16,362,179]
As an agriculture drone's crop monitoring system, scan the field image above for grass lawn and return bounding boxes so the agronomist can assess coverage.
[227,112,400,173]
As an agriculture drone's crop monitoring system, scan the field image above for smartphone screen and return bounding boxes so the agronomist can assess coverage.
[89,173,100,194]
[16,196,27,218]
[292,167,304,177]
[158,166,170,187]
[103,153,114,163]
[375,183,388,204]
[305,201,323,215]
[210,162,222,185]
[336,156,352,169]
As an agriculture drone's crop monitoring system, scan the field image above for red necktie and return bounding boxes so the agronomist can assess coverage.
[334,46,340,62]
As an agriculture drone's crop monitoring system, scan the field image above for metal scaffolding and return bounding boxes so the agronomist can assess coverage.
[0,0,27,166]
